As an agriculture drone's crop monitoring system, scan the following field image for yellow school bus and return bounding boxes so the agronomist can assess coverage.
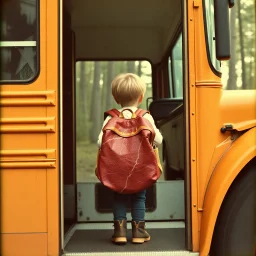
[0,0,255,255]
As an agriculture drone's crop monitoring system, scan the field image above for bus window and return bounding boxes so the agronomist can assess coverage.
[168,34,183,98]
[76,61,152,182]
[0,0,39,83]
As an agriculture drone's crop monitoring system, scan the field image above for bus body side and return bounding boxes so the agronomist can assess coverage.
[0,1,60,255]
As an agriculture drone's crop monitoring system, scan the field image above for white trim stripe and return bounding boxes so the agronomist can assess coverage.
[0,41,36,47]
[74,222,185,230]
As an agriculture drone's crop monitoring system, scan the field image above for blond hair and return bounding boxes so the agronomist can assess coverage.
[111,73,146,106]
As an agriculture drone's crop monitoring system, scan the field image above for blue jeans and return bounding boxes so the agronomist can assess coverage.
[113,190,146,223]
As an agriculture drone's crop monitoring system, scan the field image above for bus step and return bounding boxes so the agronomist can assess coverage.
[63,252,199,256]
[63,223,199,256]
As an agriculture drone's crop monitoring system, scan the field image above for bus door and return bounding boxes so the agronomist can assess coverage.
[62,7,77,234]
[62,0,190,255]
[0,1,60,255]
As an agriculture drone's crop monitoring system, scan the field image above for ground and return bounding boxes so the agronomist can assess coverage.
[76,141,98,182]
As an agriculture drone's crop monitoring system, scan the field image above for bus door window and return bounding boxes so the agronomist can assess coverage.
[169,33,183,99]
[160,32,184,180]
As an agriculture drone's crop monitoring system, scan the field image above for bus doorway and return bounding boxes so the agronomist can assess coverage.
[63,60,188,254]
[61,0,192,255]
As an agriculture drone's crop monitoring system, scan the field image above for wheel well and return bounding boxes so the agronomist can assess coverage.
[217,156,256,210]
[211,156,256,249]
[200,127,256,256]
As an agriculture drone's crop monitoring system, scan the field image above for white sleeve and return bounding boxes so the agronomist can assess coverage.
[143,113,163,147]
[97,116,111,148]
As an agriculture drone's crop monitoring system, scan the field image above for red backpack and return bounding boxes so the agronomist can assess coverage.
[96,108,162,194]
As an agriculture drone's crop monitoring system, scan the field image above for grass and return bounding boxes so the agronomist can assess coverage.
[76,141,99,182]
[76,140,164,182]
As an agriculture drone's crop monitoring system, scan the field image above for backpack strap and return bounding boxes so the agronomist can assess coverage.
[135,108,155,144]
[135,108,149,117]
[104,109,120,120]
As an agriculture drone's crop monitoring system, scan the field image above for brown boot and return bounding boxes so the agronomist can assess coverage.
[132,221,150,243]
[112,220,127,244]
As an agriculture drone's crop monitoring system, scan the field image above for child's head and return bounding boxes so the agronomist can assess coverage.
[111,73,146,107]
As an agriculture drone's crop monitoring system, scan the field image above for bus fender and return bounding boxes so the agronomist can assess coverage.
[199,127,256,256]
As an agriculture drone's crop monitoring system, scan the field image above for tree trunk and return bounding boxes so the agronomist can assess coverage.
[78,62,86,140]
[106,62,114,110]
[137,61,142,76]
[127,61,135,73]
[255,3,256,89]
[90,62,102,143]
[252,5,256,89]
[227,4,237,90]
[237,0,247,89]
[249,53,253,89]
[101,63,107,112]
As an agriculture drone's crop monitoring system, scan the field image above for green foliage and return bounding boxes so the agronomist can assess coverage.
[223,0,255,89]
[76,141,98,182]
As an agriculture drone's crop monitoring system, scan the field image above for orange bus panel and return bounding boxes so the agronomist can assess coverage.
[1,169,47,233]
[1,233,47,256]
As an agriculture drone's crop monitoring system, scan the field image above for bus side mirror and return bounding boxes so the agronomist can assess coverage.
[214,0,235,60]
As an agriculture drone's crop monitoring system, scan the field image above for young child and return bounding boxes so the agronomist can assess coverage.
[97,73,163,244]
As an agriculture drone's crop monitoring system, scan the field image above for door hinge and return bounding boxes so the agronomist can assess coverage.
[193,0,200,8]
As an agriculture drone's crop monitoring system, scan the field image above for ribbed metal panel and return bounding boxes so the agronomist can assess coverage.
[63,223,197,256]
[64,222,185,248]
[63,251,199,256]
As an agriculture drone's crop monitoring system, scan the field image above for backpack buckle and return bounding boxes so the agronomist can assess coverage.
[119,109,137,119]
